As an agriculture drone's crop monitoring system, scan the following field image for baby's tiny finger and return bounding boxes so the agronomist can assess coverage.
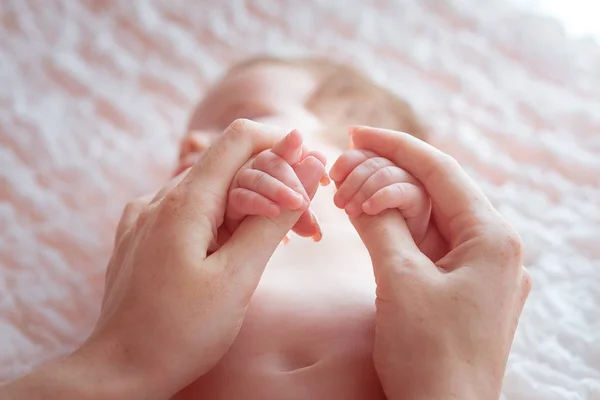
[253,151,309,202]
[237,168,305,210]
[303,149,327,167]
[362,183,420,215]
[271,129,304,165]
[291,209,321,239]
[363,182,431,242]
[300,149,329,186]
[329,149,373,184]
[228,188,281,218]
[344,166,412,217]
[334,156,395,209]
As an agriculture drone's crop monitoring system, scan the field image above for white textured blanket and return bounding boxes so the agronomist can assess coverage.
[1,1,599,398]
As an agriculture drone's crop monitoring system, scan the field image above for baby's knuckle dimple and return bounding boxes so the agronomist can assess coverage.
[231,190,246,210]
[390,182,406,197]
[252,171,268,190]
[266,154,284,171]
[376,165,396,182]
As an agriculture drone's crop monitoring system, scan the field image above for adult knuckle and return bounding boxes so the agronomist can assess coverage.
[497,224,524,261]
[155,190,185,223]
[428,154,459,181]
[384,256,428,292]
[438,154,460,172]
[481,222,524,270]
[395,255,420,271]
[521,266,532,301]
[505,231,525,257]
[226,118,250,141]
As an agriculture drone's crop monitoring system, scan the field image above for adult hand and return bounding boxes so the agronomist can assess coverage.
[1,119,325,400]
[342,127,531,400]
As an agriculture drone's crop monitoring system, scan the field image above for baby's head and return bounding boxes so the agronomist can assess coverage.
[179,56,426,170]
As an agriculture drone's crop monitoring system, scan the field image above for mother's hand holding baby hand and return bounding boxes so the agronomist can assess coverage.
[337,127,531,400]
[96,120,324,398]
[1,119,324,400]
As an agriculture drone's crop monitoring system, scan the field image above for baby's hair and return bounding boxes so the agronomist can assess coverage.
[228,55,428,144]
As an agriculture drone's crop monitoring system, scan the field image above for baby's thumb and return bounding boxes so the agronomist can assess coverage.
[350,210,424,271]
[219,156,324,281]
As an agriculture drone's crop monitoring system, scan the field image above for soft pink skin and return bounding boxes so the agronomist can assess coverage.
[226,129,326,241]
[1,64,529,400]
[330,149,431,246]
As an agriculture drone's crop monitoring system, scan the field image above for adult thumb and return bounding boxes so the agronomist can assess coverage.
[350,209,426,273]
[218,156,325,281]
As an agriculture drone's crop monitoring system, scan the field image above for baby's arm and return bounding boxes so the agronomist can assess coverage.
[330,149,431,245]
[226,130,326,241]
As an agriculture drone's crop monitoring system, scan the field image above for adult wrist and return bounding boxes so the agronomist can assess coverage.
[382,359,501,400]
[1,336,166,400]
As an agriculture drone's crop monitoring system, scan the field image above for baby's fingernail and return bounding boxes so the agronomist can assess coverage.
[319,173,331,186]
[348,130,356,149]
[282,234,291,244]
[310,213,323,242]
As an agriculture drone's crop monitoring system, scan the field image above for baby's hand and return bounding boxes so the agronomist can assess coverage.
[329,149,431,244]
[226,130,327,242]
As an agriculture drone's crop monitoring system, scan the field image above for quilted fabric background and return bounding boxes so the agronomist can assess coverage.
[1,1,599,398]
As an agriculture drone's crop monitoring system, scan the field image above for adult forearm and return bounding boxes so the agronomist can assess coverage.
[0,338,161,400]
[385,380,494,400]
[380,359,500,400]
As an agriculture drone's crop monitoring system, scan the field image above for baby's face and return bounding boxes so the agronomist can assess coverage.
[178,64,325,173]
[188,64,323,136]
